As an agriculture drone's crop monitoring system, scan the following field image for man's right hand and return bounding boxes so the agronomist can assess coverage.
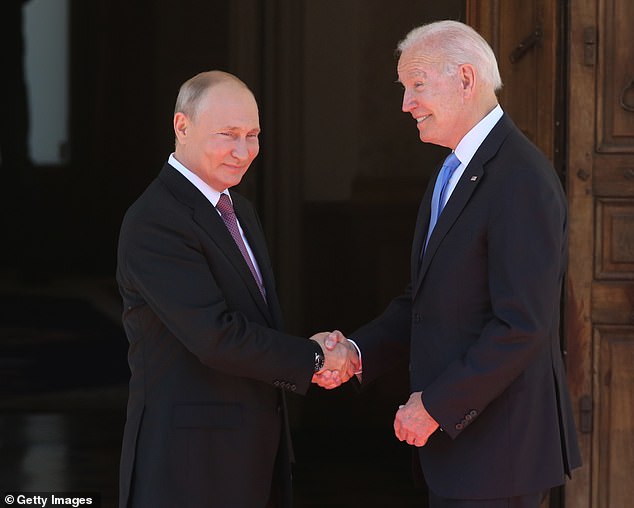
[309,330,359,389]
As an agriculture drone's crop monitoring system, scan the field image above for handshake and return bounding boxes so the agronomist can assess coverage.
[308,331,439,447]
[310,331,361,389]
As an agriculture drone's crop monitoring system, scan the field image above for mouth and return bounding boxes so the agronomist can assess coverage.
[416,114,431,124]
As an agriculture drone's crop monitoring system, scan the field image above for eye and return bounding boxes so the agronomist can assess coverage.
[414,81,425,89]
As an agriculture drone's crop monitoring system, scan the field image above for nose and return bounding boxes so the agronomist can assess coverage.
[402,89,415,113]
[231,139,249,160]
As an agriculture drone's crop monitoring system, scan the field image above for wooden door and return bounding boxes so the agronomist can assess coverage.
[467,0,563,168]
[567,0,634,506]
[470,1,634,507]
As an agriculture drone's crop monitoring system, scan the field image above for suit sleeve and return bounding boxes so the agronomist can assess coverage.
[117,199,320,395]
[423,161,567,438]
[352,288,412,386]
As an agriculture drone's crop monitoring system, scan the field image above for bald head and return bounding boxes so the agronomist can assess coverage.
[174,70,254,122]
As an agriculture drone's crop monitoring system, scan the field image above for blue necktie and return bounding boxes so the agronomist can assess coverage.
[424,152,461,251]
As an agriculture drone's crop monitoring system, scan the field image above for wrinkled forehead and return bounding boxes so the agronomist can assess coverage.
[397,47,444,82]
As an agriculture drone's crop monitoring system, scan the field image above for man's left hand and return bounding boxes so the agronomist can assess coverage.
[394,391,439,447]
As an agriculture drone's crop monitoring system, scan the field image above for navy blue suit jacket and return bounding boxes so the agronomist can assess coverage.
[353,114,581,499]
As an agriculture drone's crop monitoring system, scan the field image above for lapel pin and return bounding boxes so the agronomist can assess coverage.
[470,175,478,181]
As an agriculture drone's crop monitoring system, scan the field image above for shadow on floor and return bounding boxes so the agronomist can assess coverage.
[0,280,427,508]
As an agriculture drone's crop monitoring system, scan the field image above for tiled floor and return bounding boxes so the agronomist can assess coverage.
[0,278,427,508]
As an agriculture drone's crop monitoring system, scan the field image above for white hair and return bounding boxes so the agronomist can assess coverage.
[397,20,502,92]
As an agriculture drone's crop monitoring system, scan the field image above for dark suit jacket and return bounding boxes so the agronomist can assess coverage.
[353,114,581,499]
[116,163,320,508]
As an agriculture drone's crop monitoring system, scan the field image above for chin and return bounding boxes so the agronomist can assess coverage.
[418,131,442,146]
[417,126,430,142]
[227,177,245,189]
[418,132,432,144]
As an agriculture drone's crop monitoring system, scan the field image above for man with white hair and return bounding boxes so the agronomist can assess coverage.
[319,20,581,508]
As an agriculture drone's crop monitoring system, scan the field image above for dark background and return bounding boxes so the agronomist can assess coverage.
[0,1,464,506]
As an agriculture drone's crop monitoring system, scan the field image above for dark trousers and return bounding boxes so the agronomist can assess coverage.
[428,490,547,508]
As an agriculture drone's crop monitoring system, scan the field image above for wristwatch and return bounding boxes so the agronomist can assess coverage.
[313,351,325,373]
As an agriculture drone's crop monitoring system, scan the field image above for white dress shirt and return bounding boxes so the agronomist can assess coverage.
[443,105,504,207]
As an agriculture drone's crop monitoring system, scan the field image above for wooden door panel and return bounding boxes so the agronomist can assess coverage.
[567,3,597,505]
[467,0,558,162]
[494,1,540,143]
[595,199,634,280]
[594,326,634,507]
[592,283,634,324]
[597,0,634,153]
[593,154,634,197]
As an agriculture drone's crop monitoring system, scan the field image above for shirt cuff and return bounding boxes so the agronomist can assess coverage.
[347,338,363,375]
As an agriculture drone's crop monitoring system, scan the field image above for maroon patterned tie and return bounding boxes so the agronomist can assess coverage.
[216,194,266,300]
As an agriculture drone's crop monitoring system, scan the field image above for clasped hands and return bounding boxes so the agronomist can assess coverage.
[309,330,359,389]
[310,332,438,447]
[393,391,439,447]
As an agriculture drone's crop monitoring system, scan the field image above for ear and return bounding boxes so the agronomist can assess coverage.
[459,64,476,98]
[174,112,189,144]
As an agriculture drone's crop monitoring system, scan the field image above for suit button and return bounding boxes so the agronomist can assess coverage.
[455,423,464,431]
[273,380,280,387]
[413,313,421,323]
[470,410,477,417]
[465,414,472,422]
[290,384,297,391]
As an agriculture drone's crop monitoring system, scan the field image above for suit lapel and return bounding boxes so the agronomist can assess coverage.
[414,163,484,294]
[413,114,514,297]
[410,168,438,285]
[159,165,274,325]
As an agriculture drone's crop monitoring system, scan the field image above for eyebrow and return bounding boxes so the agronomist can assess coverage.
[218,126,261,133]
[396,68,427,82]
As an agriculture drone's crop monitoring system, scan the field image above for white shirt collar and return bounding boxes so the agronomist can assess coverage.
[168,153,231,207]
[454,104,503,167]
